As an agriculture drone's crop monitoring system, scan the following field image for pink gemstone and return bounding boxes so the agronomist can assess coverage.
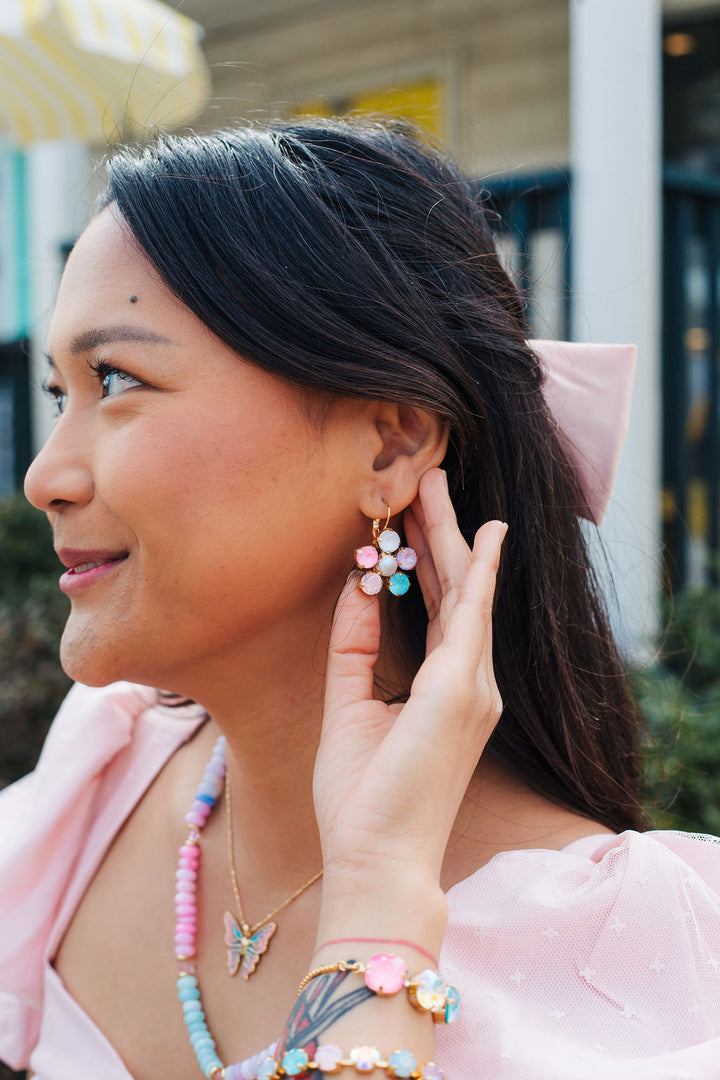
[365,954,407,995]
[180,845,200,859]
[176,904,196,916]
[396,547,417,571]
[175,933,194,945]
[175,945,196,958]
[184,810,205,827]
[176,869,197,881]
[175,891,196,905]
[359,571,383,596]
[355,545,379,569]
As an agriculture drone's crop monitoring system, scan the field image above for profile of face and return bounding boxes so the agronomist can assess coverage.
[25,206,443,695]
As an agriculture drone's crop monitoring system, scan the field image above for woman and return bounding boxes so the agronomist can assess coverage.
[1,118,718,1079]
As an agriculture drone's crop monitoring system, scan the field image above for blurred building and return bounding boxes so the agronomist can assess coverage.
[1,0,719,655]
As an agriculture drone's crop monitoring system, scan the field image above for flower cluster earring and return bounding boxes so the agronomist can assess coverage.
[355,507,417,597]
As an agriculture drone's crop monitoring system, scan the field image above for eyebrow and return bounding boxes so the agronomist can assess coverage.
[45,324,178,365]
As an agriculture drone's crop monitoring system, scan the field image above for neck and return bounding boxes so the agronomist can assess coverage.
[175,588,412,907]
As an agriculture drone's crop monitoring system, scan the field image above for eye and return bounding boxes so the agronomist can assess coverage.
[41,380,67,416]
[87,358,143,398]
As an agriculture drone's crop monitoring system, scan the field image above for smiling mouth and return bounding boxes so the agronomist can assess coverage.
[68,557,127,574]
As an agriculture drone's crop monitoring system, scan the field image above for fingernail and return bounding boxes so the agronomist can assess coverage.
[499,521,509,542]
[440,468,449,491]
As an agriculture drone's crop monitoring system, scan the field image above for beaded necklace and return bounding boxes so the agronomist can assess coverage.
[174,735,278,1080]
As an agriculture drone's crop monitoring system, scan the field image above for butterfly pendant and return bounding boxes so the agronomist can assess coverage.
[223,912,277,979]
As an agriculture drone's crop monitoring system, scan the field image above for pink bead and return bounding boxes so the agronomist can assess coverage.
[176,904,196,916]
[176,869,197,881]
[176,922,196,933]
[364,953,407,995]
[206,761,225,776]
[175,945,196,958]
[175,892,196,906]
[175,933,194,945]
[355,545,379,569]
[184,810,205,827]
[179,859,199,871]
[180,845,200,860]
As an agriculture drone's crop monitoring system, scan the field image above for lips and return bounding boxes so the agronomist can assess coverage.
[56,548,129,571]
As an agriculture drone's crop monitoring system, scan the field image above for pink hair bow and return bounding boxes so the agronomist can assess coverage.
[529,340,637,526]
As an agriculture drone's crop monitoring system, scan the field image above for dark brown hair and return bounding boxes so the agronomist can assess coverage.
[101,117,646,833]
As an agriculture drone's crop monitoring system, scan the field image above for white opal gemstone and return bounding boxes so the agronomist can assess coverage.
[377,529,401,553]
[377,554,398,576]
[359,571,383,596]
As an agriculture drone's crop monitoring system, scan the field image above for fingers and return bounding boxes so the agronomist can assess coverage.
[443,519,508,669]
[408,469,472,633]
[323,572,381,719]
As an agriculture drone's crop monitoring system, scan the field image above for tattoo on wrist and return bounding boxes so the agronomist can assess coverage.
[276,965,374,1075]
[313,938,439,967]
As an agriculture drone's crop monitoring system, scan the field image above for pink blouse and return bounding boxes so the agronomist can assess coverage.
[0,682,719,1079]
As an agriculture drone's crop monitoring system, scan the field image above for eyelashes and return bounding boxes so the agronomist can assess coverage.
[40,379,67,416]
[41,358,143,415]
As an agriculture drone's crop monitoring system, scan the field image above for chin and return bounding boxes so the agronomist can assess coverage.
[59,625,142,688]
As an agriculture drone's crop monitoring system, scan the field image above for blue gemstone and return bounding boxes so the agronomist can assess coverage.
[281,1048,310,1075]
[388,1049,417,1078]
[195,793,215,805]
[445,984,460,1023]
[257,1059,278,1080]
[388,572,410,596]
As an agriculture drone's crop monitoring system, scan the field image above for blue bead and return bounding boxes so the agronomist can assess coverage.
[203,1061,223,1079]
[177,974,198,988]
[195,793,215,805]
[445,984,460,1023]
[183,999,203,1013]
[190,1032,213,1048]
[186,1018,208,1033]
[281,1048,310,1075]
[178,986,201,1001]
[388,1049,417,1078]
[388,571,410,596]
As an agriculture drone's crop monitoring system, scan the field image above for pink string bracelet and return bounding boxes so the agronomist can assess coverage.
[314,938,439,967]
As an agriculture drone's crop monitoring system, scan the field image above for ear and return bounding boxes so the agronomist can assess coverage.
[359,402,450,519]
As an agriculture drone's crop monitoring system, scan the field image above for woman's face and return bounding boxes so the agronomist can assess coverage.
[24,206,379,692]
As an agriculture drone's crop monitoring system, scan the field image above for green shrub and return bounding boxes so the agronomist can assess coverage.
[633,569,720,835]
[0,495,71,788]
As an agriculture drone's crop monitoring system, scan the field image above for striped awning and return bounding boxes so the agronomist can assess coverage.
[0,0,211,145]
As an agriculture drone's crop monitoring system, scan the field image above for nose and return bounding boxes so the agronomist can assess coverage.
[24,413,94,513]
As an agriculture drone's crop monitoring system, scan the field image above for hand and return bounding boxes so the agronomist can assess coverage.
[313,468,508,902]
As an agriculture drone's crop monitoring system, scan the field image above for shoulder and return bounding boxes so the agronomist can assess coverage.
[0,681,204,1070]
[438,831,720,1076]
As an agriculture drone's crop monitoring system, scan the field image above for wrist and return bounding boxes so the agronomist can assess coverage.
[314,873,448,964]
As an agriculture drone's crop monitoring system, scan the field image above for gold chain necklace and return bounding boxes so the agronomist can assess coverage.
[223,769,324,979]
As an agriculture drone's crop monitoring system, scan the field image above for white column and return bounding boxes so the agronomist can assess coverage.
[27,139,92,452]
[570,0,663,659]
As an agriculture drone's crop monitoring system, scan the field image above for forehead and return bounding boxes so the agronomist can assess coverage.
[48,205,197,353]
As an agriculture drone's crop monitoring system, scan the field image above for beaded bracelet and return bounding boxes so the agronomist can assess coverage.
[257,1045,444,1079]
[296,954,460,1025]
